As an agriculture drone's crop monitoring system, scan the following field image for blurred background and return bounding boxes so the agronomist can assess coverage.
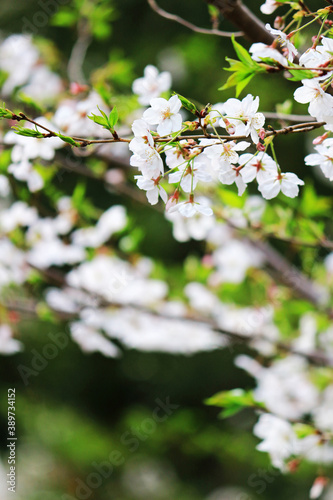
[0,1,332,498]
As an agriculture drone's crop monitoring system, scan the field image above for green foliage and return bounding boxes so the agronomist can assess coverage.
[173,92,198,115]
[56,133,81,147]
[287,67,317,81]
[205,389,264,418]
[0,107,13,120]
[88,105,119,134]
[12,126,45,138]
[221,35,266,96]
[51,0,117,41]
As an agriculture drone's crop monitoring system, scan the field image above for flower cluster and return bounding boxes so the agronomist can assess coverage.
[128,88,304,216]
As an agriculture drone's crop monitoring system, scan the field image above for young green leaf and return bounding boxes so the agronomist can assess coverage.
[56,133,81,147]
[108,106,119,129]
[13,126,45,138]
[173,93,198,115]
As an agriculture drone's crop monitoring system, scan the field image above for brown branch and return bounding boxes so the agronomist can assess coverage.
[147,0,243,38]
[204,0,275,44]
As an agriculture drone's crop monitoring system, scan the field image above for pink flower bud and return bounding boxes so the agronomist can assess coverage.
[310,477,328,499]
[202,254,214,268]
[256,142,265,152]
[70,82,89,95]
[313,133,328,145]
[166,190,180,211]
[223,119,236,135]
[274,16,284,30]
[259,128,266,140]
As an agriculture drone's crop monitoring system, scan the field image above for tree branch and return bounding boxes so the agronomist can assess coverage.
[204,0,275,44]
[147,0,243,38]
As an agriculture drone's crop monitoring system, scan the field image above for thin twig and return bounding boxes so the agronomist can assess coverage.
[147,0,243,38]
[67,18,92,84]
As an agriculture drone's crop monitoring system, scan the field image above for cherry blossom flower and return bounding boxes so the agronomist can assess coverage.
[0,325,23,355]
[168,154,212,192]
[204,140,250,167]
[143,95,182,136]
[132,65,172,105]
[165,197,215,241]
[28,238,86,269]
[129,140,164,179]
[70,322,121,358]
[97,308,226,354]
[53,91,111,137]
[300,37,333,72]
[260,0,281,15]
[21,65,63,103]
[0,35,39,95]
[8,160,44,192]
[305,138,333,180]
[258,172,304,199]
[130,119,154,150]
[220,95,265,143]
[250,42,288,66]
[294,79,333,119]
[0,238,28,288]
[0,175,10,197]
[169,196,213,218]
[247,356,319,420]
[253,414,299,470]
[212,240,264,283]
[165,140,201,170]
[0,201,38,232]
[135,175,168,205]
[238,152,278,184]
[4,117,63,162]
[265,23,298,62]
[71,205,127,247]
[217,161,247,196]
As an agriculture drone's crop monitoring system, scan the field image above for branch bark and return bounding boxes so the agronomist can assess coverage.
[204,0,275,44]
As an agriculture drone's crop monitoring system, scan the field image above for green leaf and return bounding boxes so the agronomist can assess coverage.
[231,34,254,66]
[173,93,198,115]
[88,113,108,127]
[56,133,81,147]
[287,69,316,81]
[72,182,86,208]
[51,9,77,27]
[205,389,263,419]
[13,126,45,138]
[221,55,265,97]
[0,106,13,120]
[108,106,119,129]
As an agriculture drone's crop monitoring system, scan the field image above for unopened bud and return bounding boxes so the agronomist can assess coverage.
[259,128,266,140]
[287,459,300,473]
[223,119,236,135]
[310,477,328,499]
[313,133,328,145]
[256,142,265,152]
[70,82,89,95]
[166,190,180,211]
[185,121,199,131]
[202,254,214,268]
[274,16,284,30]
